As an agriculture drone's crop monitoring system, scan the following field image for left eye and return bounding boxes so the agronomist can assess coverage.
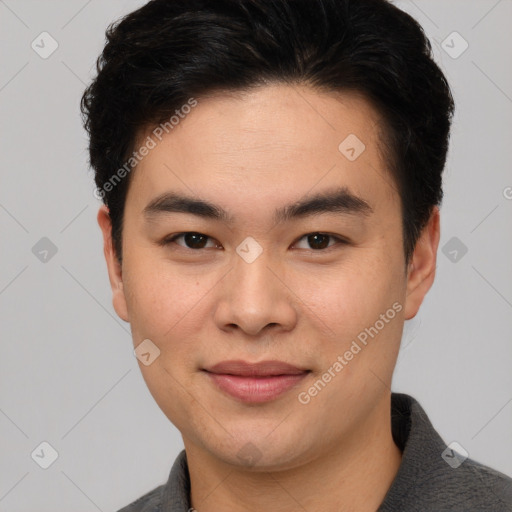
[293,233,345,250]
[164,232,219,249]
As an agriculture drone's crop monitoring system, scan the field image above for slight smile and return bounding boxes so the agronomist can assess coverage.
[203,360,311,403]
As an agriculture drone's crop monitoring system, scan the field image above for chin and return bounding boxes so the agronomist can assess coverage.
[204,428,315,472]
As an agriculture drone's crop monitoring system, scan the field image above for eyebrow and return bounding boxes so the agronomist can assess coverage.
[143,186,373,225]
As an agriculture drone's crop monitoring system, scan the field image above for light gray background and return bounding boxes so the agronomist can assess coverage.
[1,0,511,510]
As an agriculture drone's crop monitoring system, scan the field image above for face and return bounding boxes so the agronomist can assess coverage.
[99,84,438,470]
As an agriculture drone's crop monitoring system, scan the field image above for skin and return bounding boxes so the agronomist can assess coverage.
[98,84,440,511]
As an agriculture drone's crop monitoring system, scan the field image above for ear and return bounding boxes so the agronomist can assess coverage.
[404,206,440,320]
[97,205,129,322]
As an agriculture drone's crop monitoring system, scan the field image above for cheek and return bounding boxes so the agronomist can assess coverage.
[122,253,206,345]
[298,256,401,340]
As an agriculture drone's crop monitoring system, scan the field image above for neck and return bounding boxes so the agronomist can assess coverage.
[185,393,402,512]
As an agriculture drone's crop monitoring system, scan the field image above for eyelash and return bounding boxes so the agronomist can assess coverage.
[160,232,349,252]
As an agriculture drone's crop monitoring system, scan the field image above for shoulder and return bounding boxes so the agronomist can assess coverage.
[116,484,164,512]
[116,449,190,512]
[404,454,512,511]
[430,453,511,509]
[380,393,512,511]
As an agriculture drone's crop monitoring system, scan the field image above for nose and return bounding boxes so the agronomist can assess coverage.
[213,247,298,337]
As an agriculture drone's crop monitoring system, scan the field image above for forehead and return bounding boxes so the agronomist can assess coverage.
[128,84,398,219]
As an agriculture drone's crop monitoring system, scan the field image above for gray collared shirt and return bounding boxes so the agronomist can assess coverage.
[118,393,512,511]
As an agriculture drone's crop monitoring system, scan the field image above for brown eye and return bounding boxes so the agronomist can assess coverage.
[164,232,218,249]
[294,233,347,251]
[307,233,330,249]
[182,233,208,249]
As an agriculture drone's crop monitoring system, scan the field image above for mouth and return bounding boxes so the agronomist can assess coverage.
[202,360,311,403]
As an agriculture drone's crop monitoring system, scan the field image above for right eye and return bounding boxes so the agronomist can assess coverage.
[161,232,222,250]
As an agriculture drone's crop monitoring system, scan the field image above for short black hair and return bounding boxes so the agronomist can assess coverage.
[81,0,454,264]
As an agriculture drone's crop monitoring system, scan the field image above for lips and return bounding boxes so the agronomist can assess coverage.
[206,360,308,377]
[203,360,310,403]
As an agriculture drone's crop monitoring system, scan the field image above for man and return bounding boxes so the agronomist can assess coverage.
[81,0,512,510]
